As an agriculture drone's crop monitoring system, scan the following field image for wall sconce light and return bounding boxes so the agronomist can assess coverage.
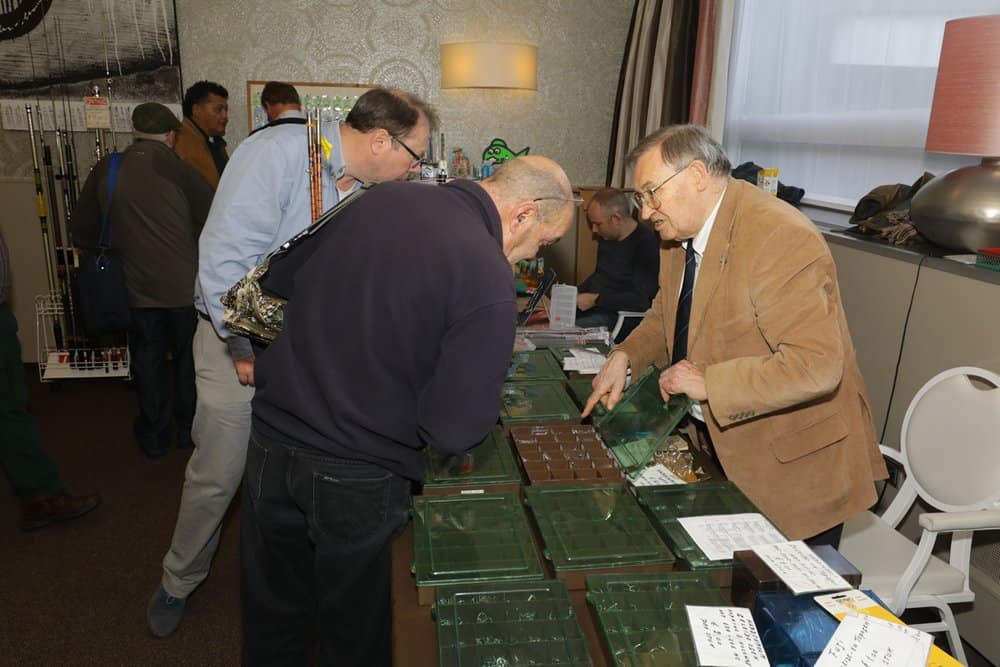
[440,42,537,90]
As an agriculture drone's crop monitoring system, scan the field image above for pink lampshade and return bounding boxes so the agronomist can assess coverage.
[925,14,1000,156]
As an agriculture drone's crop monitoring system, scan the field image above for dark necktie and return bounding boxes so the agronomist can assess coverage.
[672,240,695,364]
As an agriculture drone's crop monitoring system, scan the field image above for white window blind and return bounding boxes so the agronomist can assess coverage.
[723,0,999,209]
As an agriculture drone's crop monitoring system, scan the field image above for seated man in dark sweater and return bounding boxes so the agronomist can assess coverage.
[243,156,576,667]
[576,187,660,337]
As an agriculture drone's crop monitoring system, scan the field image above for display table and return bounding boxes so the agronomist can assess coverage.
[391,523,613,666]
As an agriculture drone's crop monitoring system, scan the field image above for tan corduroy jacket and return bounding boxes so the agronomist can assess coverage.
[174,118,225,189]
[618,178,887,539]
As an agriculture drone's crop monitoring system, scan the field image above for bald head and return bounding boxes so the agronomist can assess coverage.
[479,156,578,264]
[482,156,574,218]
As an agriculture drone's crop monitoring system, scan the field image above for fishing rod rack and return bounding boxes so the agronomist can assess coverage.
[21,18,130,382]
[35,292,130,381]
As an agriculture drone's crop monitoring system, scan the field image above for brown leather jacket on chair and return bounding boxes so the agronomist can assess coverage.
[174,118,226,189]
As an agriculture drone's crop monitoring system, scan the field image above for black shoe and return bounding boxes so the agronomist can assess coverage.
[139,441,169,459]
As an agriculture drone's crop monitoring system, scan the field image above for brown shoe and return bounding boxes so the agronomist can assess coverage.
[20,492,102,531]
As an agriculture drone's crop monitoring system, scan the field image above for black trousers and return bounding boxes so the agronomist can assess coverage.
[241,428,412,667]
[128,306,197,450]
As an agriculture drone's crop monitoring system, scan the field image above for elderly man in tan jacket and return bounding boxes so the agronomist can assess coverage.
[585,124,887,543]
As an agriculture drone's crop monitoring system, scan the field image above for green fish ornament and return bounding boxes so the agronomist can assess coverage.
[482,138,530,164]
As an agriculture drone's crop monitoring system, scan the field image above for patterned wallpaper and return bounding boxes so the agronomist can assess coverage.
[1,1,632,183]
[174,0,633,186]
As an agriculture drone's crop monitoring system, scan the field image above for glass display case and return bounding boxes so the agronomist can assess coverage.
[585,572,728,667]
[435,580,593,666]
[524,483,674,588]
[412,492,544,604]
[499,382,581,426]
[423,427,523,495]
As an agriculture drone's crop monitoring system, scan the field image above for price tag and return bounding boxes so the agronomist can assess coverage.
[83,96,111,129]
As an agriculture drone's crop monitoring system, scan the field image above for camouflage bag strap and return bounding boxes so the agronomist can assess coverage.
[221,261,286,343]
[221,184,371,344]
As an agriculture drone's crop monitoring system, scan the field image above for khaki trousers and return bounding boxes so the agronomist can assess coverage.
[161,317,254,598]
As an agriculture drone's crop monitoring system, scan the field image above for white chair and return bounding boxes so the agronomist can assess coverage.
[838,366,1000,666]
[610,309,650,344]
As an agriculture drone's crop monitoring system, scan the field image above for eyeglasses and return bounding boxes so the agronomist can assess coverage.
[391,135,423,167]
[632,162,691,210]
[532,196,584,205]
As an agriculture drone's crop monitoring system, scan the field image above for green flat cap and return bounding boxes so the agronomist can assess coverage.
[132,102,181,133]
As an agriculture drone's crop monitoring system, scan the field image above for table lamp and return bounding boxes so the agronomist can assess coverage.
[910,14,1000,252]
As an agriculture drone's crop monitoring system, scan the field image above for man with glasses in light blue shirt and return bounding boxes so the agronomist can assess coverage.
[148,86,436,638]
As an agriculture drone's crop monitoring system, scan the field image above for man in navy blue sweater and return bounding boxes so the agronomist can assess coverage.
[576,187,660,338]
[242,156,576,666]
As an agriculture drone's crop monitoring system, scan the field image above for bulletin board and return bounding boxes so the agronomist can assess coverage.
[246,81,374,132]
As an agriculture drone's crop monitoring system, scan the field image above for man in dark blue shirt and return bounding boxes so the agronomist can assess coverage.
[242,156,576,666]
[576,187,660,337]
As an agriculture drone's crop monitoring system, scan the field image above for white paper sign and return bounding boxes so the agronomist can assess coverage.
[814,614,932,667]
[677,513,785,561]
[686,605,769,667]
[562,348,607,374]
[631,463,687,486]
[750,541,852,595]
[83,96,112,129]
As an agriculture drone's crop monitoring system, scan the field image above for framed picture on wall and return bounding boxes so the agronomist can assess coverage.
[246,81,374,132]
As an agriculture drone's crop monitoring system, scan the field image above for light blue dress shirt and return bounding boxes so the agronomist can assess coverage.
[194,110,353,358]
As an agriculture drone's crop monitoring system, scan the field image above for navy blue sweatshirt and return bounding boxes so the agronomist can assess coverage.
[579,222,660,313]
[252,180,517,481]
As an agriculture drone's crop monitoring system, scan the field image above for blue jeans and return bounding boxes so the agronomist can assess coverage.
[241,426,412,667]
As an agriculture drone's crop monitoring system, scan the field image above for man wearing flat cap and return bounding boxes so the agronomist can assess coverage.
[72,102,214,459]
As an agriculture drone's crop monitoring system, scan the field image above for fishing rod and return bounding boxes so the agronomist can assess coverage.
[55,19,81,203]
[102,35,117,151]
[307,107,322,222]
[39,16,82,349]
[90,85,107,162]
[53,128,80,347]
[40,107,78,348]
[25,107,62,318]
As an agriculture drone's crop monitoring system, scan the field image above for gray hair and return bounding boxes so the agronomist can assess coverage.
[627,124,731,177]
[485,157,575,224]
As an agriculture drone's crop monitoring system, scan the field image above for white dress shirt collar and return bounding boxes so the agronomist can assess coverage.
[691,186,727,260]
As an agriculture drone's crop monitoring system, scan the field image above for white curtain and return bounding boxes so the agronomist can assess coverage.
[723,0,1000,208]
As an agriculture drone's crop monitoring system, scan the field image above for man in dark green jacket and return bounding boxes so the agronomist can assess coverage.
[71,103,214,458]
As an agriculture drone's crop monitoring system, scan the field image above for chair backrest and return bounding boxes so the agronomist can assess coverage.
[900,366,1000,512]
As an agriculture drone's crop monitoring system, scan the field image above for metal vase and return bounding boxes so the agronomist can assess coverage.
[910,157,1000,252]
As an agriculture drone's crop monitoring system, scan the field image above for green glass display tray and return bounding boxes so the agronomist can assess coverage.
[424,427,522,492]
[524,483,674,572]
[506,349,567,382]
[584,572,728,667]
[635,481,780,571]
[435,580,593,666]
[499,382,582,426]
[593,366,692,476]
[412,493,545,593]
[566,378,608,420]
